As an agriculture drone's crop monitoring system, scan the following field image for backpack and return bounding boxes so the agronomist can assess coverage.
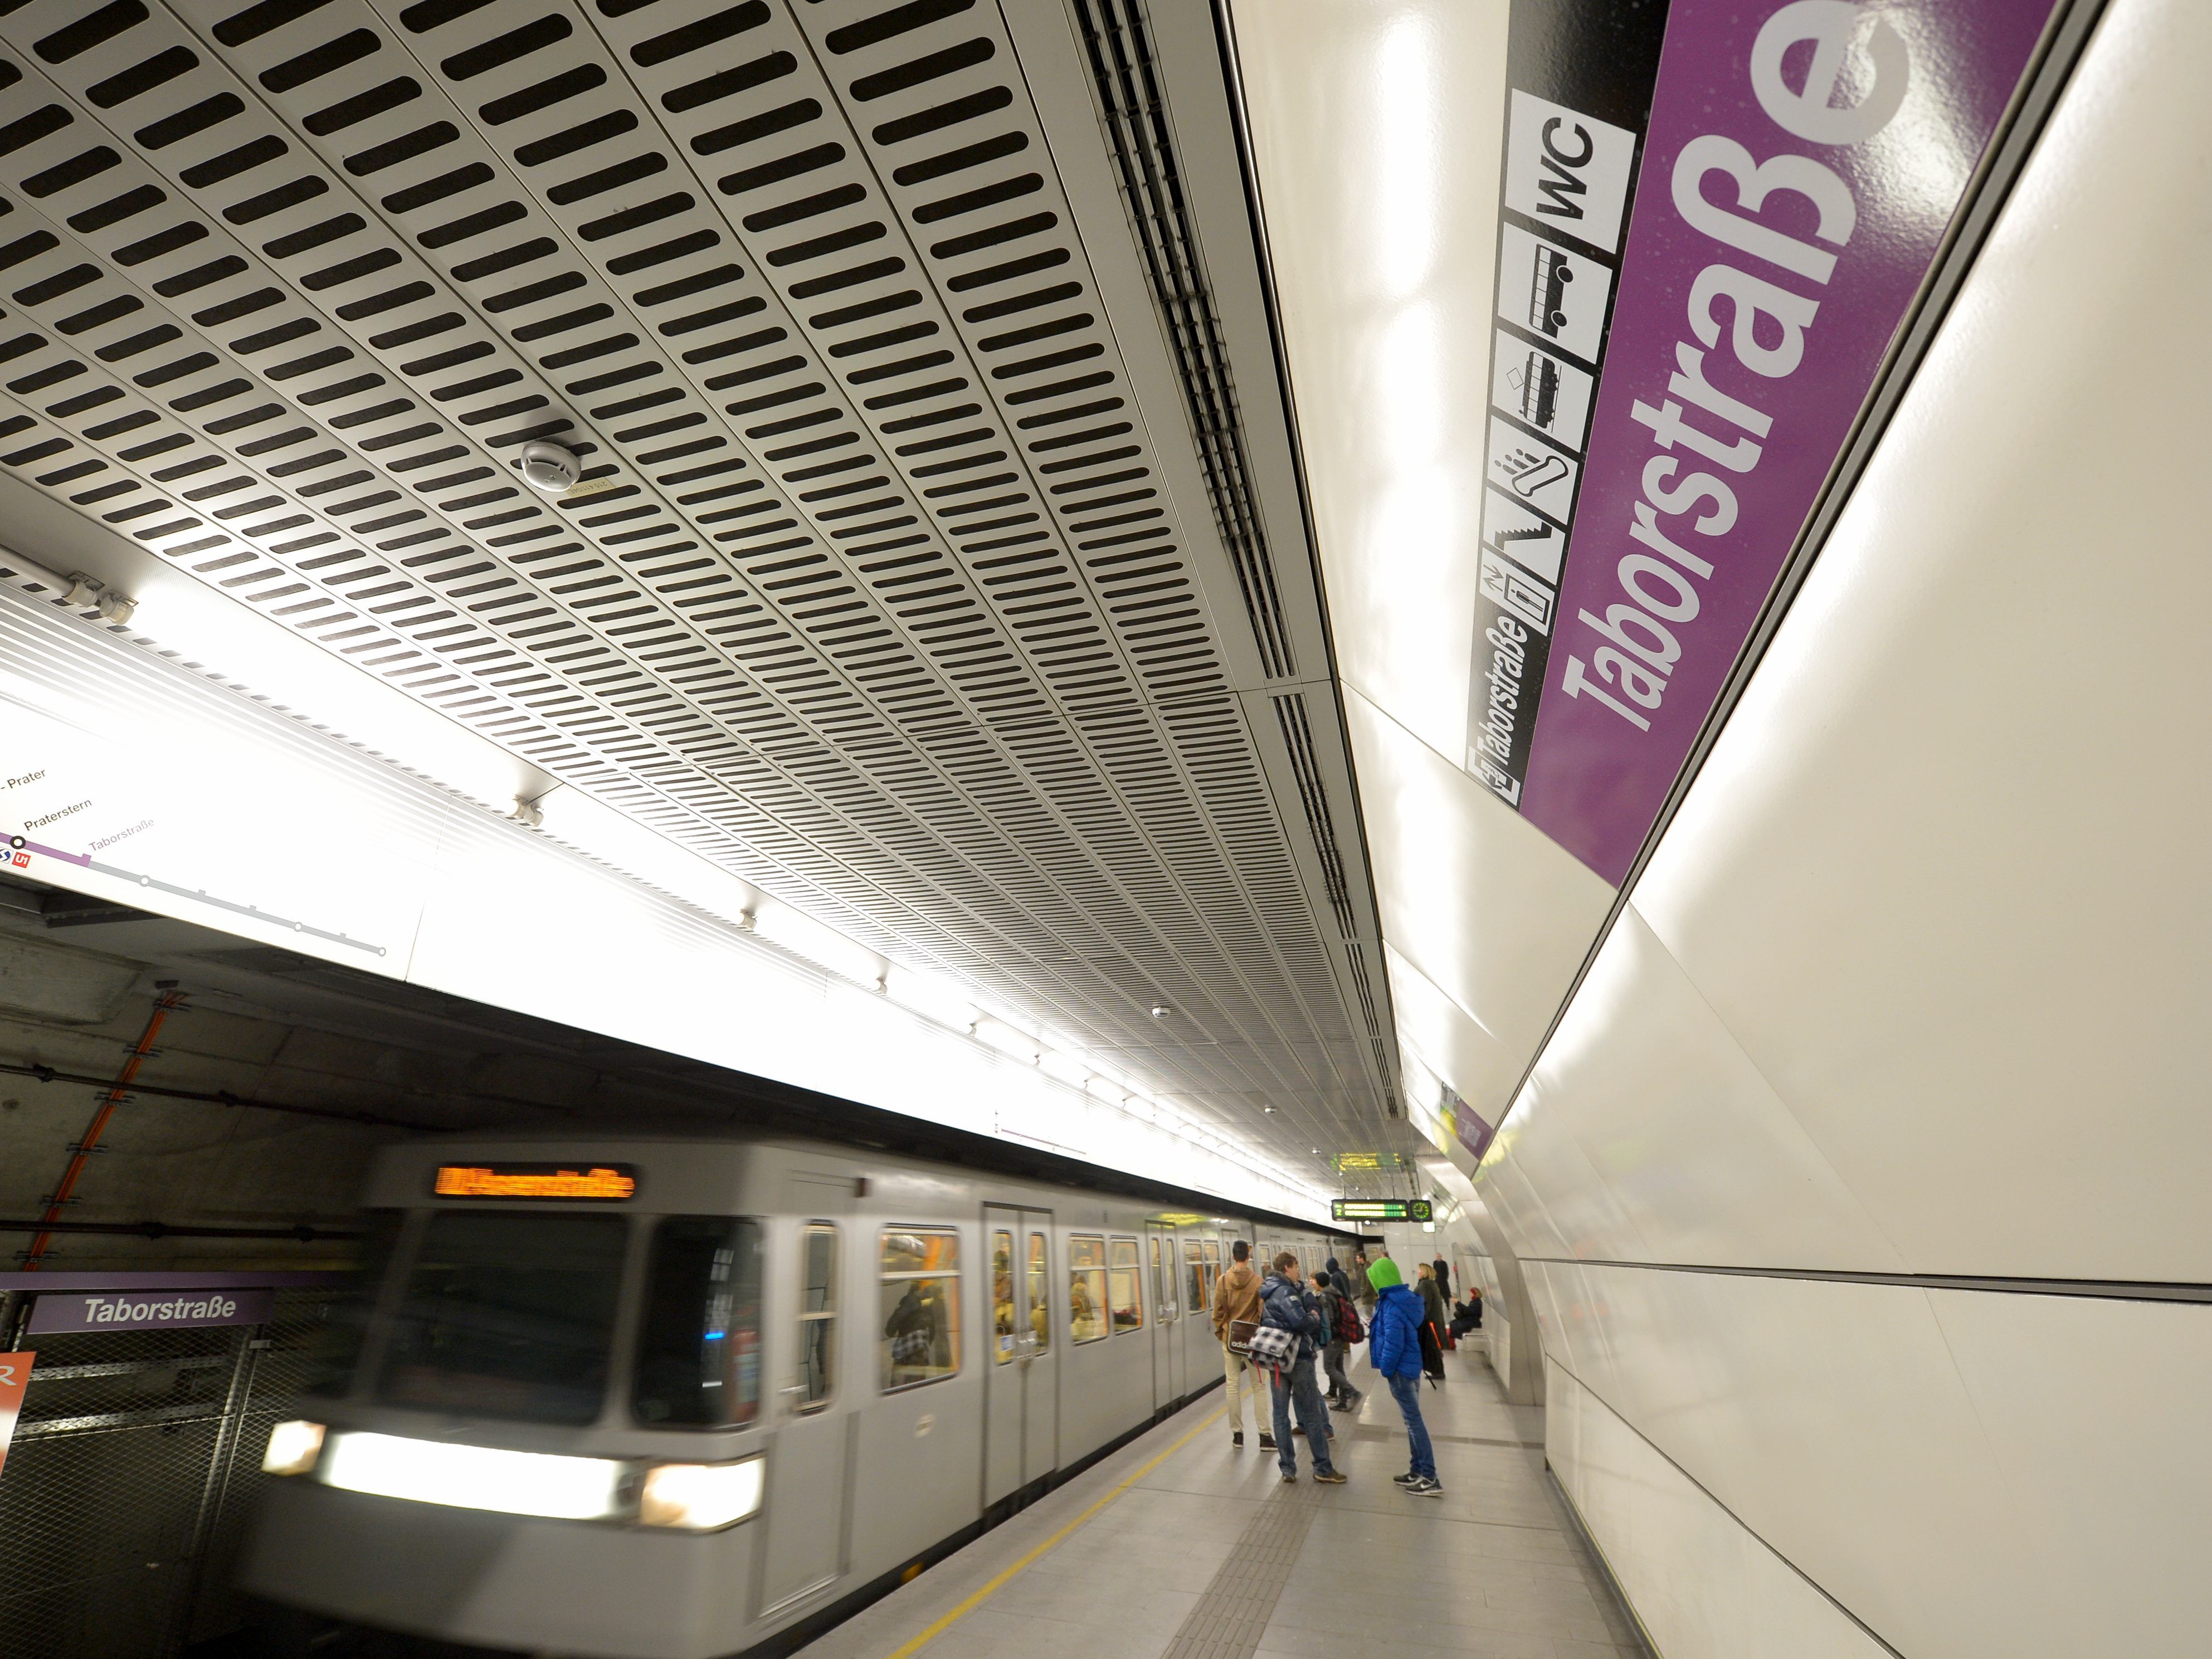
[1332,1291,1363,1345]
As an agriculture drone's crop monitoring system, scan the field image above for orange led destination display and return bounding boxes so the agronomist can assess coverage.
[433,1164,639,1200]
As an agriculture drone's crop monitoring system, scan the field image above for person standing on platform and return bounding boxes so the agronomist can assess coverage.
[1212,1239,1270,1452]
[1351,1251,1376,1317]
[1433,1255,1451,1298]
[1416,1262,1449,1349]
[1261,1253,1345,1485]
[1367,1257,1442,1497]
[1312,1270,1358,1411]
[1326,1255,1353,1301]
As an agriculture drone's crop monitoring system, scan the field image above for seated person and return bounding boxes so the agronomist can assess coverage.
[1448,1289,1483,1337]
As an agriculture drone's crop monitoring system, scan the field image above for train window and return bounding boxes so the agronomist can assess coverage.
[1183,1241,1204,1317]
[1068,1236,1108,1343]
[1026,1232,1050,1353]
[377,1211,626,1426]
[1150,1236,1175,1321]
[880,1229,961,1390]
[305,1207,403,1398]
[632,1216,763,1427]
[1201,1238,1221,1306]
[796,1223,838,1412]
[1109,1237,1143,1333]
[992,1229,1016,1365]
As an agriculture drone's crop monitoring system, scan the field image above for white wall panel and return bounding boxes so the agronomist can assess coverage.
[1382,941,1522,1113]
[1477,1130,1574,1265]
[1549,1266,2107,1659]
[1495,1075,1652,1265]
[1524,906,1904,1272]
[1342,688,1614,1126]
[1550,1359,1891,1659]
[1628,0,2212,1282]
[1928,1290,2212,1651]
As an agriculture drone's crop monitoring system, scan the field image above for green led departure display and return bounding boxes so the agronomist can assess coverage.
[1329,1199,1433,1222]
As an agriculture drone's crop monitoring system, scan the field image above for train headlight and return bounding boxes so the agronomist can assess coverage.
[321,1433,626,1521]
[638,1456,764,1531]
[262,1420,325,1476]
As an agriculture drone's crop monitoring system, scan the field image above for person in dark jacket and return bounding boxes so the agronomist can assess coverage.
[1433,1256,1452,1297]
[1311,1271,1359,1411]
[1416,1263,1449,1339]
[1259,1253,1344,1485]
[1325,1256,1354,1301]
[1449,1285,1484,1338]
[1366,1257,1441,1496]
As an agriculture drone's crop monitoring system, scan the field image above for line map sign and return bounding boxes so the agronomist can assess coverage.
[1466,0,2060,882]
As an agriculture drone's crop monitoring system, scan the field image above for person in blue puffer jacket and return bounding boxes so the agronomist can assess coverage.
[1367,1257,1443,1496]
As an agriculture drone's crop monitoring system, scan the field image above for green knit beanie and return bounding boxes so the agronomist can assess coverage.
[1367,1256,1402,1291]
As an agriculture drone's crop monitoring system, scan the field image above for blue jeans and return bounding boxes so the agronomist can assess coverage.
[1386,1372,1436,1480]
[1270,1355,1336,1476]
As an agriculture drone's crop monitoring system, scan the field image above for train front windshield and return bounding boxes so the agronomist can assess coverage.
[380,1212,628,1424]
[330,1209,766,1429]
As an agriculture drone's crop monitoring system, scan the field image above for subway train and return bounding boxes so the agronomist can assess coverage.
[241,1133,1353,1658]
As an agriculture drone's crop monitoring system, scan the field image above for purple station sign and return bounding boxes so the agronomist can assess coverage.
[1467,0,2058,884]
[27,1287,274,1335]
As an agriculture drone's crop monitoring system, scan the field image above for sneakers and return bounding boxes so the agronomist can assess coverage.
[1311,1469,1347,1485]
[1258,1434,1276,1451]
[1232,1431,1244,1448]
[1391,1471,1421,1486]
[1280,1471,1298,1484]
[1401,1476,1445,1499]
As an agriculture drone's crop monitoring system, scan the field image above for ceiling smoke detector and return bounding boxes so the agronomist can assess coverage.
[518,440,581,496]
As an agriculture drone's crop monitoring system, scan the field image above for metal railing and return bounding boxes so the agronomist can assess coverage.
[0,1285,335,1658]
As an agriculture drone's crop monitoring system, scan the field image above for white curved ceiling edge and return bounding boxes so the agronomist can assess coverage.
[1231,0,1622,1140]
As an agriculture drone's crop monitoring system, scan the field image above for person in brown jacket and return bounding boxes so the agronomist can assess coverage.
[1211,1238,1272,1450]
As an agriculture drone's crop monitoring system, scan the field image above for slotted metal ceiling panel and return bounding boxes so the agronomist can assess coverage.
[0,0,1409,1183]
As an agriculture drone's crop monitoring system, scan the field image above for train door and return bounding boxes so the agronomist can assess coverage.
[761,1175,851,1617]
[982,1204,1057,1505]
[1146,1223,1183,1408]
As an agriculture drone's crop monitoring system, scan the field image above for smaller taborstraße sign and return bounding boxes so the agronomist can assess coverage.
[27,1287,273,1335]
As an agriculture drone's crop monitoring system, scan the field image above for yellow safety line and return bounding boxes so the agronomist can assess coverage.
[881,1407,1225,1659]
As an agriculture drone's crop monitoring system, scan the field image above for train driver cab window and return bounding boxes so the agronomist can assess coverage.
[378,1210,627,1426]
[1109,1237,1143,1332]
[633,1216,763,1427]
[1068,1236,1108,1343]
[992,1229,1016,1365]
[306,1207,403,1398]
[796,1223,838,1411]
[881,1229,961,1390]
